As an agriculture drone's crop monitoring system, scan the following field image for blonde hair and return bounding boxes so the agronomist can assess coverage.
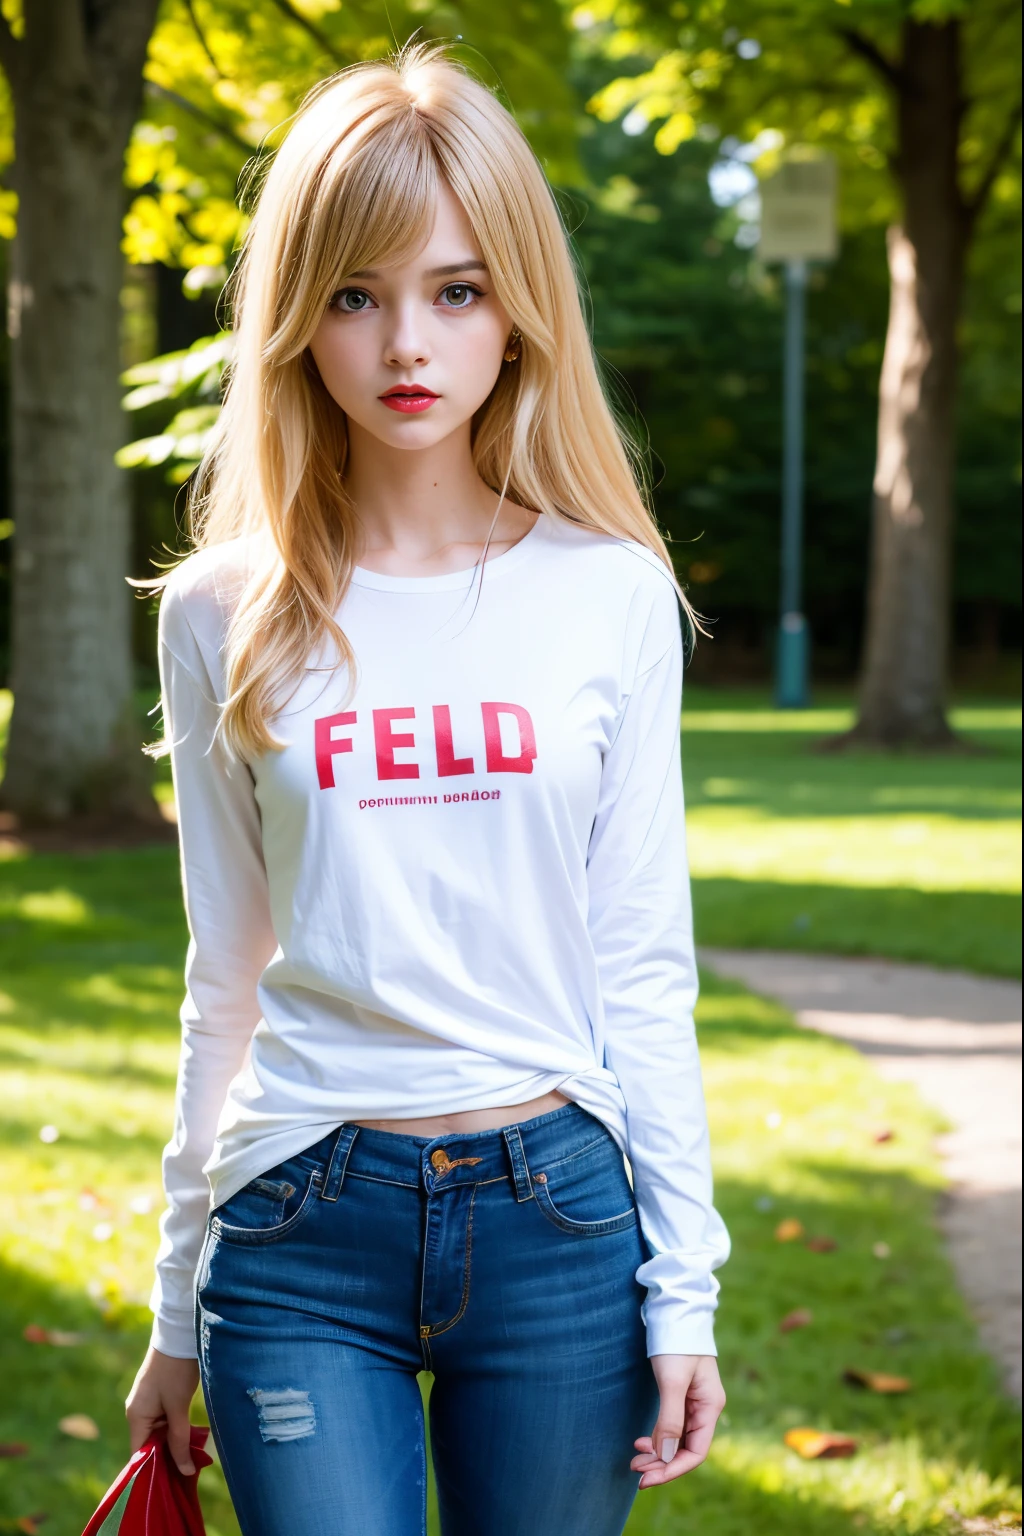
[154,40,693,759]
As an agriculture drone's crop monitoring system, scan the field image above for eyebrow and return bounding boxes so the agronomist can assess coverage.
[345,259,490,280]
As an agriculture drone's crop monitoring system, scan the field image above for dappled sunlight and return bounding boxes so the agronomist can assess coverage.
[679,699,1021,974]
[680,697,1021,737]
[3,887,94,926]
[73,967,182,1015]
[688,808,1019,891]
[683,705,857,734]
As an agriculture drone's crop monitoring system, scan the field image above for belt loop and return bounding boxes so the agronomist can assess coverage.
[502,1124,534,1202]
[321,1124,359,1202]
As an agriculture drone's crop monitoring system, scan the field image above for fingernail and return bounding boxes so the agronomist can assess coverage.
[659,1436,679,1463]
[179,1462,196,1476]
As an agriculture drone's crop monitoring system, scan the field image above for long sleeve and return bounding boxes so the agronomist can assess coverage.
[149,583,278,1358]
[586,579,730,1358]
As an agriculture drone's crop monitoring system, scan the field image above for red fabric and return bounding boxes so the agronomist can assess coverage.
[81,1427,212,1536]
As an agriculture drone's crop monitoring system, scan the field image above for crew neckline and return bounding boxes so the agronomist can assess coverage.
[349,513,545,592]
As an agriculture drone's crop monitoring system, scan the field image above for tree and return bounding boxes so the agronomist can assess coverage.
[0,0,162,821]
[580,0,1021,744]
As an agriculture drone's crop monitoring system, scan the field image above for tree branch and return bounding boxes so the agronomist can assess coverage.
[964,96,1023,230]
[184,0,227,78]
[262,0,350,66]
[143,80,262,158]
[836,27,905,92]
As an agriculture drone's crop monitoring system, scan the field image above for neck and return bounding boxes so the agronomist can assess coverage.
[344,419,498,560]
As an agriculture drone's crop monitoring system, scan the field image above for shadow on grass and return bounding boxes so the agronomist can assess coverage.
[681,719,1021,825]
[693,877,1022,977]
[626,1456,899,1536]
[0,1258,240,1536]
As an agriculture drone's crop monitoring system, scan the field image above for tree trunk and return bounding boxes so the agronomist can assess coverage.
[852,21,966,747]
[0,0,160,821]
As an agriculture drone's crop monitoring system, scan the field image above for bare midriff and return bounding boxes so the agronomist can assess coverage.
[351,1088,572,1137]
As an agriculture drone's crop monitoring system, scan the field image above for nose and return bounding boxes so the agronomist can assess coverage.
[385,299,430,371]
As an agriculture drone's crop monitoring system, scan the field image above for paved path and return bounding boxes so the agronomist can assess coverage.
[701,948,1022,1400]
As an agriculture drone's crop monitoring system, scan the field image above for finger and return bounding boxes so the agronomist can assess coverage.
[638,1447,706,1487]
[678,1405,719,1467]
[127,1409,166,1455]
[637,1407,723,1486]
[166,1411,197,1477]
[651,1419,685,1466]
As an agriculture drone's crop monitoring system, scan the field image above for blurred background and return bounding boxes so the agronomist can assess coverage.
[0,3,1020,1534]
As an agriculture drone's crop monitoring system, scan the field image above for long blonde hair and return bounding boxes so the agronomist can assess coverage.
[157,41,692,759]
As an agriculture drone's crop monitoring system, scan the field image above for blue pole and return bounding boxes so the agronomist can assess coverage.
[775,257,810,708]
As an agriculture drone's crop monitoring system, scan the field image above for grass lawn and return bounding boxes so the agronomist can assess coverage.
[681,693,1022,978]
[0,845,1019,1535]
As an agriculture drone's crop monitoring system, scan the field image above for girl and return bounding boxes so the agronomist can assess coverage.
[126,42,729,1536]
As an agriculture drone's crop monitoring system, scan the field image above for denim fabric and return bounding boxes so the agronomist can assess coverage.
[196,1103,660,1536]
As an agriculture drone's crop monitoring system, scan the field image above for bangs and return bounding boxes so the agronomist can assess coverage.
[271,109,443,354]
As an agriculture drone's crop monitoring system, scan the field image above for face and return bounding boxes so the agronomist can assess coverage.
[307,181,514,452]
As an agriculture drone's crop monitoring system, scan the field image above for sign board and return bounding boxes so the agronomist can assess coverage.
[759,155,838,262]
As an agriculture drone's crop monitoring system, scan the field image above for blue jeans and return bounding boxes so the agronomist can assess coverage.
[196,1103,660,1535]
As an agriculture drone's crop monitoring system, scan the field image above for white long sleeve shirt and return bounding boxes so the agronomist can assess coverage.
[150,512,730,1360]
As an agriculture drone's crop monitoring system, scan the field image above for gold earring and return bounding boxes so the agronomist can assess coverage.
[503,328,522,363]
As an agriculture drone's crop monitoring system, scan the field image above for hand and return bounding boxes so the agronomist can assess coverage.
[632,1354,726,1489]
[125,1346,202,1476]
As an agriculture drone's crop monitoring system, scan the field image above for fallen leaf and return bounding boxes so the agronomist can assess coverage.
[806,1236,838,1253]
[58,1414,99,1441]
[0,1443,29,1458]
[843,1368,911,1394]
[779,1308,813,1333]
[775,1218,805,1243]
[23,1325,86,1346]
[873,1128,895,1143]
[784,1427,858,1460]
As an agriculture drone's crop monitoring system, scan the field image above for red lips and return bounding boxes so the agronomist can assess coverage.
[379,384,439,414]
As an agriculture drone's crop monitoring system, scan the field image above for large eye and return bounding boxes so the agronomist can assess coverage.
[331,288,374,313]
[439,283,479,309]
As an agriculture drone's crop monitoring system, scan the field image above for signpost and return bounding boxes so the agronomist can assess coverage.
[759,154,838,707]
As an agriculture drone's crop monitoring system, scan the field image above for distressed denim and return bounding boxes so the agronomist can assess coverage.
[196,1103,660,1536]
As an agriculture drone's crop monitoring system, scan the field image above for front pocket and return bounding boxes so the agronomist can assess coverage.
[531,1141,638,1237]
[211,1165,321,1246]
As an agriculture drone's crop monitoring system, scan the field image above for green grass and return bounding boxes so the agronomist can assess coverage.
[681,692,1022,976]
[0,848,1020,1534]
